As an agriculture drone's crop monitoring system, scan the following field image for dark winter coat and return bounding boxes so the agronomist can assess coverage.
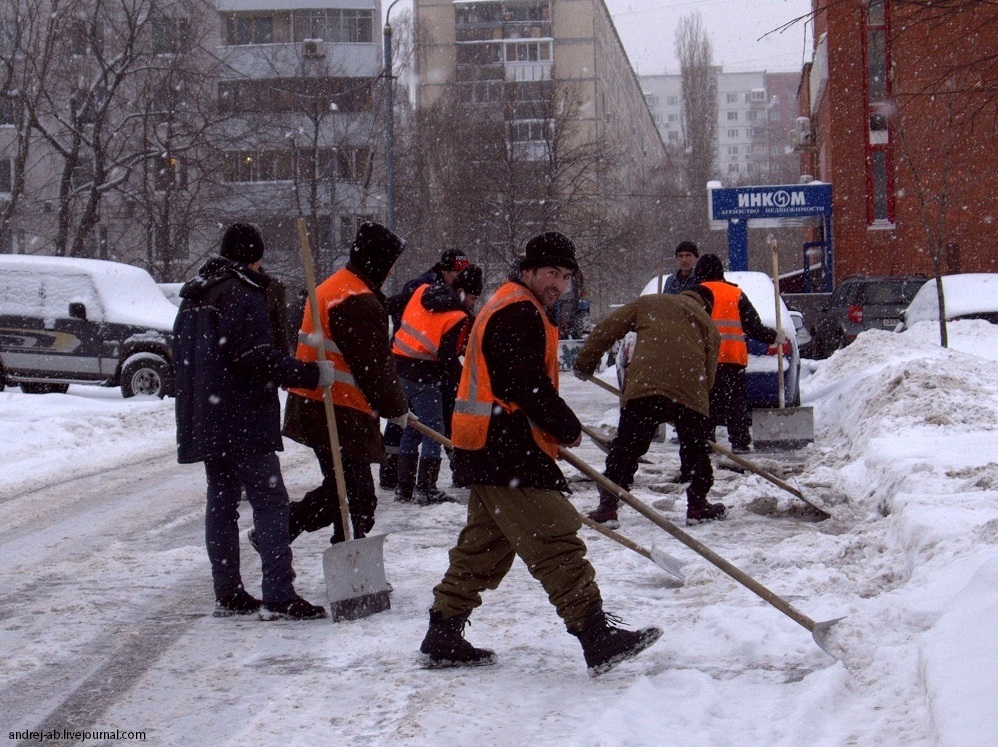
[282,262,408,463]
[386,267,443,331]
[574,290,720,417]
[453,282,582,492]
[173,256,320,464]
[394,282,472,385]
[663,270,697,295]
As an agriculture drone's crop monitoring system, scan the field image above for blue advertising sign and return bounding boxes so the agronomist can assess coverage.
[709,182,833,221]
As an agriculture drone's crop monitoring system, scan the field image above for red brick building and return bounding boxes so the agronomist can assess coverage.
[797,0,997,284]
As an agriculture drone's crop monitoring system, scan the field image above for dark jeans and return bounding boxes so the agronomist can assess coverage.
[710,363,751,450]
[400,376,445,460]
[604,395,714,503]
[289,447,377,543]
[204,451,295,604]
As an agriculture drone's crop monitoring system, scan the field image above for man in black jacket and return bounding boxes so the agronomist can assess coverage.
[174,222,331,621]
[281,222,410,546]
[418,232,663,677]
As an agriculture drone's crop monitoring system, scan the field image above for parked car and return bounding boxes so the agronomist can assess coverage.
[790,309,817,359]
[897,273,998,330]
[0,256,177,397]
[811,274,928,357]
[616,271,801,407]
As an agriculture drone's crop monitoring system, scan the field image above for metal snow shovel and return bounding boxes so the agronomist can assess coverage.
[405,417,686,583]
[751,236,815,451]
[580,373,830,517]
[558,445,844,657]
[296,218,391,622]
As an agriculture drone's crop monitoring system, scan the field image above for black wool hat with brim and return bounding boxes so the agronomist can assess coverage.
[519,231,578,273]
[350,221,407,287]
[453,265,484,296]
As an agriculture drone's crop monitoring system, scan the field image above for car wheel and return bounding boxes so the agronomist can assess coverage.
[19,382,70,394]
[121,356,171,398]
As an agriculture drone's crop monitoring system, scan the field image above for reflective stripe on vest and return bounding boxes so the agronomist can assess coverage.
[702,280,748,367]
[451,282,560,458]
[287,267,374,414]
[391,284,468,362]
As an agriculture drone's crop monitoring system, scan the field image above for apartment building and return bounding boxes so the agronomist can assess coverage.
[412,0,665,212]
[641,69,800,186]
[796,0,995,282]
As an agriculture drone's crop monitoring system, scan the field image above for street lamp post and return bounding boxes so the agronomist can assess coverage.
[383,0,405,232]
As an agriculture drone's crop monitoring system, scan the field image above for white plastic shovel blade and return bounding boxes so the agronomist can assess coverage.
[322,534,392,622]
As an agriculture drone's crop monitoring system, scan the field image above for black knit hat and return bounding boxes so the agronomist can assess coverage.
[519,231,578,273]
[452,265,484,296]
[692,253,725,283]
[220,222,265,265]
[676,241,699,257]
[683,284,715,316]
[350,221,406,287]
[434,249,470,273]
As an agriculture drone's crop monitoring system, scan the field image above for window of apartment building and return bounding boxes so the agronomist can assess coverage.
[667,113,677,123]
[0,95,16,126]
[154,155,187,192]
[455,3,503,27]
[768,110,781,122]
[225,15,274,45]
[218,78,372,114]
[864,0,894,223]
[151,14,190,56]
[505,41,551,63]
[67,19,103,57]
[726,93,737,103]
[153,225,189,261]
[727,128,738,138]
[340,214,378,248]
[728,146,739,155]
[753,143,767,154]
[727,111,738,121]
[667,96,678,105]
[749,89,766,102]
[771,145,783,156]
[511,119,551,142]
[646,94,659,108]
[457,42,503,66]
[295,9,374,43]
[667,131,679,142]
[728,163,740,173]
[0,158,12,192]
[745,110,757,121]
[504,2,552,23]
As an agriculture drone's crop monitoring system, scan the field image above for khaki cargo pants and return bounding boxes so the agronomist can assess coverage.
[431,484,602,633]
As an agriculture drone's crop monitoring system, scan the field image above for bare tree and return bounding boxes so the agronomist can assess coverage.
[675,11,717,235]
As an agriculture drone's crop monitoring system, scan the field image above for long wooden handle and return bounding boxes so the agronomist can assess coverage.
[768,235,786,409]
[297,218,352,542]
[557,445,818,633]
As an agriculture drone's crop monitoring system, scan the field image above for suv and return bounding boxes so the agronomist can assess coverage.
[0,255,177,397]
[811,275,928,357]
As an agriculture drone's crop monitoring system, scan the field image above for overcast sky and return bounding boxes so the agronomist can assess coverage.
[604,0,815,75]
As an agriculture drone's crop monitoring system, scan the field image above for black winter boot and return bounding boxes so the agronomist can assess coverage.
[573,604,662,677]
[686,488,726,525]
[379,453,399,490]
[395,455,418,503]
[213,588,261,617]
[414,458,456,505]
[586,487,620,528]
[419,609,497,668]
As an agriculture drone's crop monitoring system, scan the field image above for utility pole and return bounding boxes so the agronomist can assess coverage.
[383,0,405,232]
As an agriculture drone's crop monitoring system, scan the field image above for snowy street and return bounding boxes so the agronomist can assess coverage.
[2,321,997,746]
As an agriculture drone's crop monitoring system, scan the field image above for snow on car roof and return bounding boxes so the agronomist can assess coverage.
[640,270,795,332]
[0,255,178,330]
[903,273,998,327]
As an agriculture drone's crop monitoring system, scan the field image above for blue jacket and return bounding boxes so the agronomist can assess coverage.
[173,256,319,464]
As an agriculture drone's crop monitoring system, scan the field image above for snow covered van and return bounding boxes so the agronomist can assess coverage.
[0,256,177,397]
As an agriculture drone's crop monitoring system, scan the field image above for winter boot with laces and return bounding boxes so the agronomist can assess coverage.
[419,609,497,668]
[586,487,620,529]
[573,604,662,677]
[395,455,418,503]
[414,458,457,505]
[213,588,261,617]
[685,488,726,525]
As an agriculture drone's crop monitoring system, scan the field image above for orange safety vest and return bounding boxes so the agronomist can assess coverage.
[287,267,374,414]
[392,284,469,362]
[451,281,560,459]
[701,281,748,367]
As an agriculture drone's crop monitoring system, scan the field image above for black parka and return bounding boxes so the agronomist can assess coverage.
[173,256,319,464]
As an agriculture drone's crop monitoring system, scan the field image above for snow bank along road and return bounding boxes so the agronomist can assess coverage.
[1,322,996,745]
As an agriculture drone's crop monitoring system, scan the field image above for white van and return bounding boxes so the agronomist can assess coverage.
[0,255,177,397]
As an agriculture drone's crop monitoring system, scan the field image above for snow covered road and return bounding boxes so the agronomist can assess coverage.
[1,320,996,745]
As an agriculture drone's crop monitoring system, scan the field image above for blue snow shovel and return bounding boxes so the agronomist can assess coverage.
[297,219,391,622]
